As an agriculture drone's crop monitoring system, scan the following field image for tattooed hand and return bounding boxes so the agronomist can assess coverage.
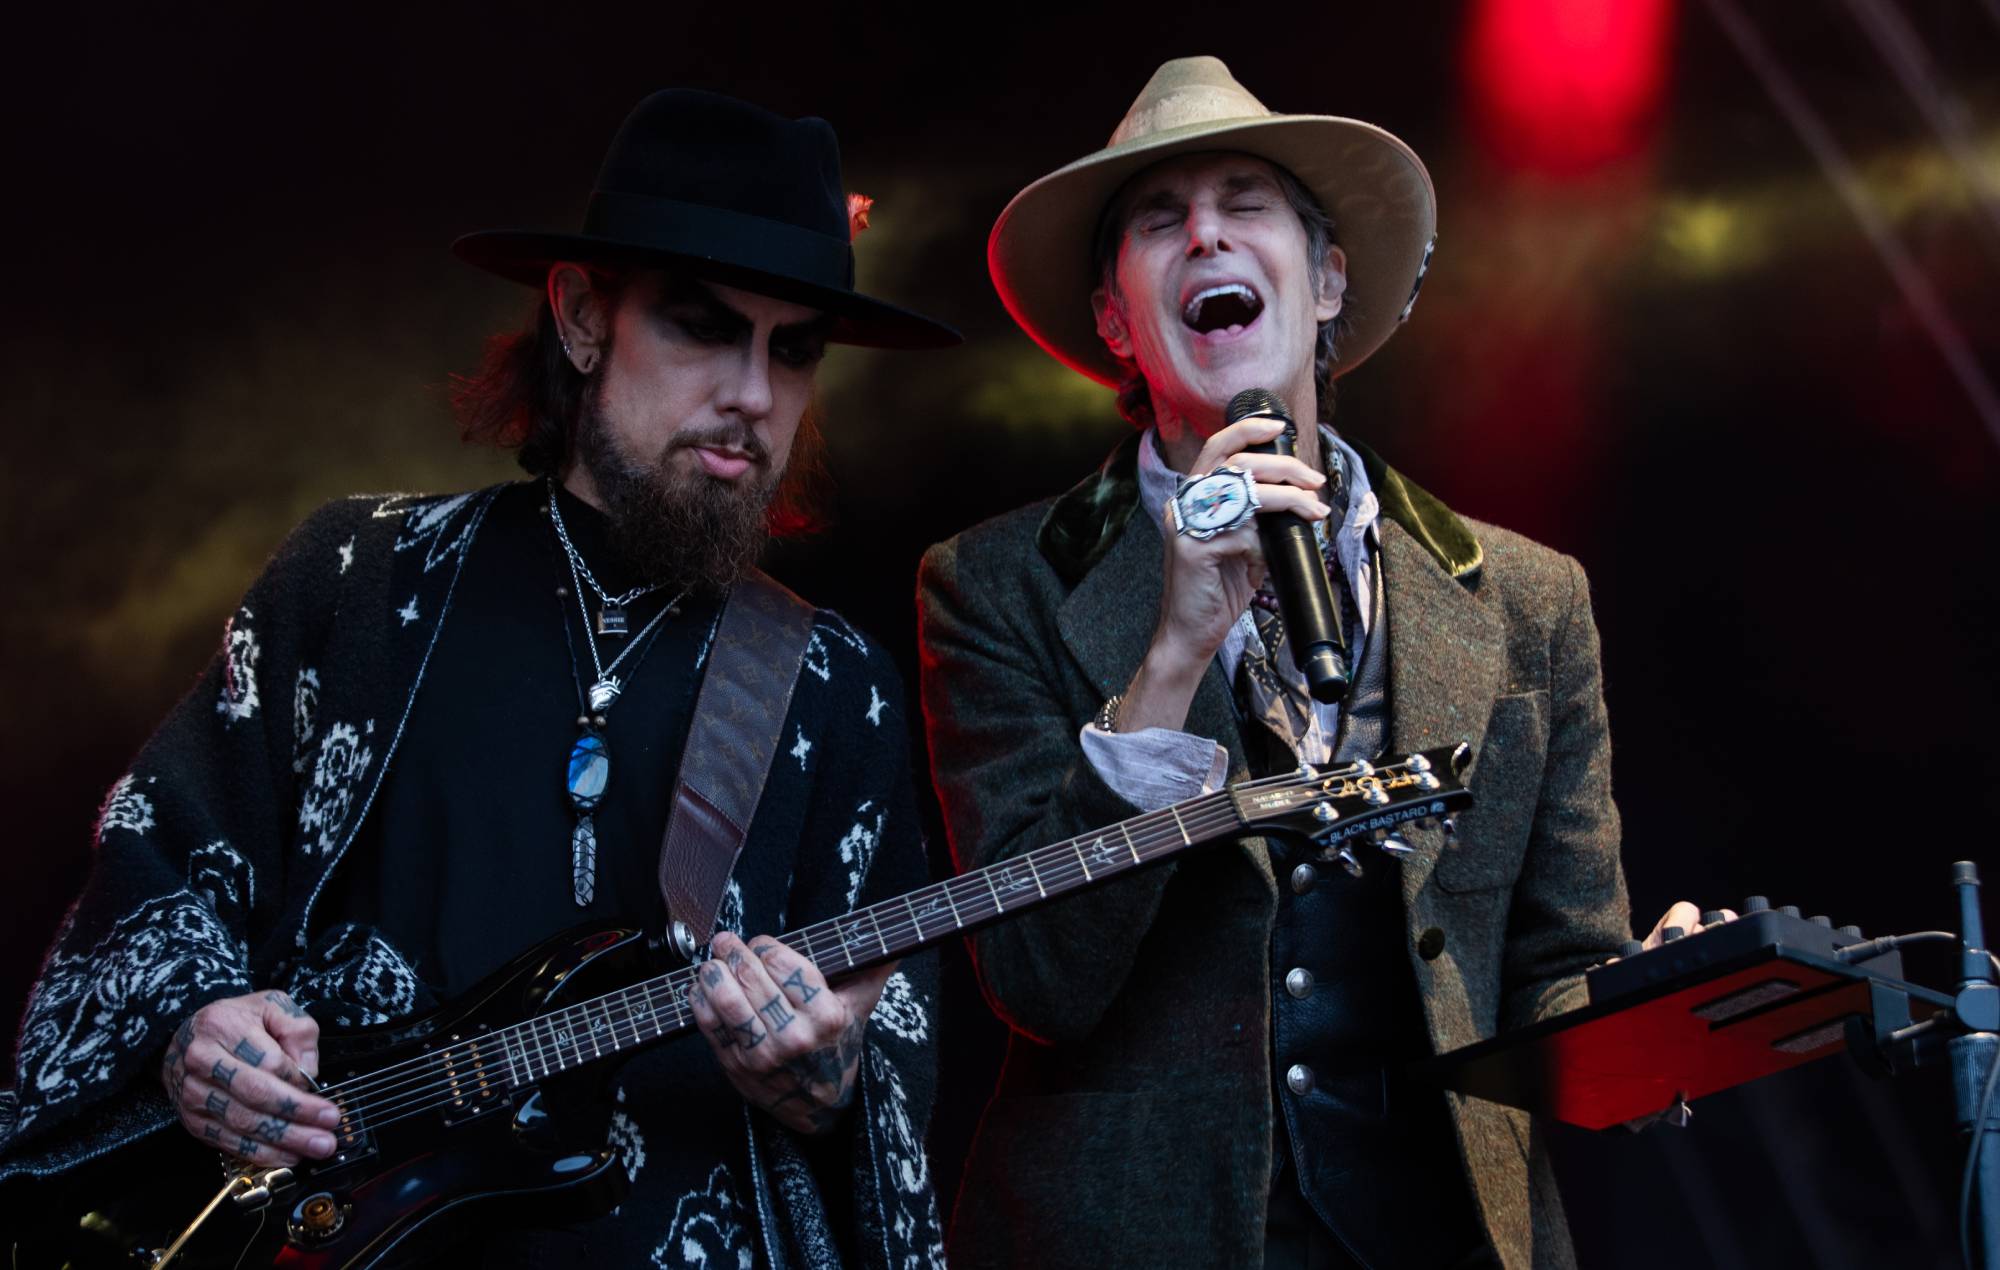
[159,989,343,1167]
[686,931,895,1136]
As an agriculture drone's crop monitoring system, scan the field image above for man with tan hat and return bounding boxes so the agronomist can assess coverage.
[920,57,1707,1268]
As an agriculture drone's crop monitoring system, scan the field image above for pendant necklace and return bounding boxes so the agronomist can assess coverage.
[547,478,665,637]
[547,485,691,905]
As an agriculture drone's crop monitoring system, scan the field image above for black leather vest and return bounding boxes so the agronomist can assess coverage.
[1263,570,1487,1269]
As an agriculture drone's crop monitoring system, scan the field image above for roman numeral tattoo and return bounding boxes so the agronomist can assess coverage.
[205,1091,230,1117]
[758,996,797,1032]
[733,1019,765,1049]
[780,968,820,1004]
[265,991,309,1019]
[211,1059,237,1088]
[232,1038,267,1067]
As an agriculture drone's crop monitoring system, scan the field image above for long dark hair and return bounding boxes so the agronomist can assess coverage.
[450,273,827,536]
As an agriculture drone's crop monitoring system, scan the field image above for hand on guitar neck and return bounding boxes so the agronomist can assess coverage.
[158,989,343,1167]
[686,929,899,1136]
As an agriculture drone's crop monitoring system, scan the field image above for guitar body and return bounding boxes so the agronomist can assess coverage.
[15,925,651,1270]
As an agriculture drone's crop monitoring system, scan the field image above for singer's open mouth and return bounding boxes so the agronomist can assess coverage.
[1182,282,1265,335]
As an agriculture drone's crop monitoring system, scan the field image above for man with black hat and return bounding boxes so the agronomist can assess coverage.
[0,90,955,1267]
[919,57,1709,1268]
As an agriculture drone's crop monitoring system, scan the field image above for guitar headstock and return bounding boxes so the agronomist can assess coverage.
[1228,743,1473,875]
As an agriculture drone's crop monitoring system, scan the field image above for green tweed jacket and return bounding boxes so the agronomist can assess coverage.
[917,433,1632,1270]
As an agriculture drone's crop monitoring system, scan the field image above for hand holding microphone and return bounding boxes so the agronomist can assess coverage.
[1113,393,1336,736]
[1227,388,1349,703]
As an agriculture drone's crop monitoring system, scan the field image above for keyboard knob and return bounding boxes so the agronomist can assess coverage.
[1700,911,1727,927]
[1744,895,1770,913]
[1618,940,1645,959]
[1838,925,1863,939]
[1809,914,1832,927]
[1779,905,1801,918]
[1662,926,1686,942]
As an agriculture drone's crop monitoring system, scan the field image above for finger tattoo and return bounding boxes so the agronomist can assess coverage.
[726,949,746,969]
[701,965,724,989]
[252,1115,290,1145]
[203,1124,222,1143]
[779,968,820,1004]
[237,1136,260,1158]
[752,942,779,957]
[265,991,309,1019]
[709,1024,737,1049]
[758,996,797,1032]
[232,1038,267,1067]
[277,1096,299,1118]
[733,1019,765,1048]
[211,1059,237,1089]
[205,1090,230,1116]
[176,1018,196,1050]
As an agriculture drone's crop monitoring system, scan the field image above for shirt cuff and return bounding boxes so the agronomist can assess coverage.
[1079,722,1230,812]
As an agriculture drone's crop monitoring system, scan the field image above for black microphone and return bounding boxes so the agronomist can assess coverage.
[1227,388,1349,704]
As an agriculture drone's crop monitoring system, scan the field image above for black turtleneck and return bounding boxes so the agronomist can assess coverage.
[331,480,719,997]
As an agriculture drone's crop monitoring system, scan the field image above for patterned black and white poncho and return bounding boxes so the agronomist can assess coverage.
[0,485,945,1268]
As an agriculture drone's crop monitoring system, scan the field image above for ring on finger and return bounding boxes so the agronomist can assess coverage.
[1171,465,1260,540]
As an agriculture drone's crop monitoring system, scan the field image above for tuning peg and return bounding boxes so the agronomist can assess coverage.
[1744,895,1770,913]
[1312,803,1339,824]
[1335,847,1364,877]
[1379,835,1416,858]
[1441,817,1458,839]
[1361,786,1390,807]
[1404,753,1432,772]
[1351,760,1376,777]
[1295,761,1319,780]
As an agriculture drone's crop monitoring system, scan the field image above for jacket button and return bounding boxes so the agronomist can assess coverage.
[1417,927,1446,961]
[1285,1064,1314,1096]
[1284,967,1314,999]
[1289,863,1316,895]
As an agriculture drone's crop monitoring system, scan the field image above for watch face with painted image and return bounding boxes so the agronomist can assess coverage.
[1175,468,1256,538]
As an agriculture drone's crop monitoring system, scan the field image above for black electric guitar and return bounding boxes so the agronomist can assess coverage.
[16,745,1471,1268]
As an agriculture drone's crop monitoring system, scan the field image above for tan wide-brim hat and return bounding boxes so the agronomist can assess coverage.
[989,56,1437,387]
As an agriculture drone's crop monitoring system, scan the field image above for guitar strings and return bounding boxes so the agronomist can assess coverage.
[322,785,1397,1134]
[319,765,1436,1133]
[321,781,1412,1133]
[325,799,1259,1134]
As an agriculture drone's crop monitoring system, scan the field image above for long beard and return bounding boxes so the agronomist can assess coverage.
[572,384,780,596]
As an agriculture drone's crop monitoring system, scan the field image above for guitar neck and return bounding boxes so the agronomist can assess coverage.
[490,788,1241,1085]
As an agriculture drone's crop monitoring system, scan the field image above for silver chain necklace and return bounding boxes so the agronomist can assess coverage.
[546,479,664,634]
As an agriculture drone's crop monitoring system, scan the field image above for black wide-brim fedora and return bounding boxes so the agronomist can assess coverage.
[454,89,959,351]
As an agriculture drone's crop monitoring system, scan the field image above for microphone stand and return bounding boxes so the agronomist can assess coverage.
[1845,861,1998,1267]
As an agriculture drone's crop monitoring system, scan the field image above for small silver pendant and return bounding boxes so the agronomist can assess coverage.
[588,678,622,712]
[572,815,598,906]
[597,602,628,636]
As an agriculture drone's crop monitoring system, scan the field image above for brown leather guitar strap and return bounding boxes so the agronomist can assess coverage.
[658,569,816,957]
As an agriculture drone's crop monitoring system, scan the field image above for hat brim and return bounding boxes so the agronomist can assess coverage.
[452,230,961,351]
[988,114,1436,387]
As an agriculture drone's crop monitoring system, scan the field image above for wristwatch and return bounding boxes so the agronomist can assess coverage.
[1170,465,1260,540]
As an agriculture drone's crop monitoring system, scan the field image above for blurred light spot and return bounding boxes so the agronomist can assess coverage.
[965,345,1122,434]
[1659,199,1758,275]
[1464,0,1676,176]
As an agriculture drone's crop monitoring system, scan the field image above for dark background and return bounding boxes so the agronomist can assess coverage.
[4,2,1997,1265]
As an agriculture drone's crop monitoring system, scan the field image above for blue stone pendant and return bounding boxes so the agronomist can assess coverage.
[567,730,610,812]
[567,729,611,907]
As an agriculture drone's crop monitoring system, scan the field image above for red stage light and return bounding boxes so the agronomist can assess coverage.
[1464,0,1676,176]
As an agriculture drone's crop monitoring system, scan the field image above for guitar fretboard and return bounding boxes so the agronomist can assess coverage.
[325,786,1249,1136]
